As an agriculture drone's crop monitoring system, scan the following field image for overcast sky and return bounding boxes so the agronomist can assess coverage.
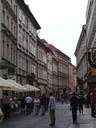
[24,0,88,66]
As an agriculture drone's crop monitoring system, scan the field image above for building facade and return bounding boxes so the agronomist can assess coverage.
[37,37,48,95]
[75,0,96,92]
[75,25,87,92]
[0,0,17,79]
[49,44,70,97]
[69,63,76,92]
[85,0,96,91]
[17,0,41,85]
[52,55,58,99]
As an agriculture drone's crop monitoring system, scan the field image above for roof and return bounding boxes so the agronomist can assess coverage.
[49,44,59,51]
[49,44,70,59]
[17,0,41,30]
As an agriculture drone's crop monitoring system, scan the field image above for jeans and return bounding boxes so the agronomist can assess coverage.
[26,103,31,114]
[34,104,40,114]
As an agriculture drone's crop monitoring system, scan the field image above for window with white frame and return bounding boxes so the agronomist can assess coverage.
[43,55,47,64]
[29,22,31,32]
[19,31,22,43]
[22,14,25,24]
[22,32,25,47]
[19,8,21,20]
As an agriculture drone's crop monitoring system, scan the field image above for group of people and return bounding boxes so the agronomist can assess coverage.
[0,92,56,126]
[1,91,90,125]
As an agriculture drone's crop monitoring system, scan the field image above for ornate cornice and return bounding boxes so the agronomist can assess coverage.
[1,24,17,45]
[1,0,17,21]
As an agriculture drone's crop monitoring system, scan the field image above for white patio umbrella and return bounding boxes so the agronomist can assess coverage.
[24,84,40,91]
[7,79,28,92]
[0,77,17,91]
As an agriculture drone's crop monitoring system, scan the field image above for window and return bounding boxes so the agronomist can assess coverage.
[11,47,12,62]
[7,43,9,60]
[7,16,9,29]
[26,39,28,50]
[34,65,36,74]
[13,48,15,64]
[26,60,28,72]
[3,11,5,24]
[31,25,34,34]
[26,18,28,29]
[19,55,21,68]
[29,22,31,32]
[22,14,25,24]
[32,44,34,55]
[19,9,21,20]
[14,25,16,36]
[22,31,25,47]
[34,29,36,37]
[3,40,5,57]
[19,31,22,44]
[11,0,12,7]
[34,46,36,56]
[22,58,25,70]
[43,55,47,64]
[31,64,33,73]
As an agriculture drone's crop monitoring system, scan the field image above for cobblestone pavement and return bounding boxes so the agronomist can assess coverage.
[1,102,96,128]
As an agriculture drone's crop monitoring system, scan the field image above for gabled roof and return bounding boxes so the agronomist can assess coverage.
[49,44,70,59]
[41,39,48,44]
[49,44,59,51]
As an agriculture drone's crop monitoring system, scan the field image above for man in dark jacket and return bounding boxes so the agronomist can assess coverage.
[70,92,78,123]
[40,94,47,115]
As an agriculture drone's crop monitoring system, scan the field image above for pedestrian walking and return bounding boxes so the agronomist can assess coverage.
[3,93,10,119]
[48,92,56,126]
[25,95,32,114]
[34,96,40,115]
[78,95,84,114]
[20,96,26,114]
[70,92,78,123]
[40,94,47,115]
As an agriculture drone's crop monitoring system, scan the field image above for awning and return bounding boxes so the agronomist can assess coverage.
[24,84,40,91]
[0,77,19,91]
[7,79,27,92]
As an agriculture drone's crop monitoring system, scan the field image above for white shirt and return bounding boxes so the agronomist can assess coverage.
[34,99,40,105]
[48,96,56,110]
[25,96,32,103]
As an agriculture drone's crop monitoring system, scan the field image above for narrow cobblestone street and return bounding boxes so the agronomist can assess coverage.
[1,102,96,128]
